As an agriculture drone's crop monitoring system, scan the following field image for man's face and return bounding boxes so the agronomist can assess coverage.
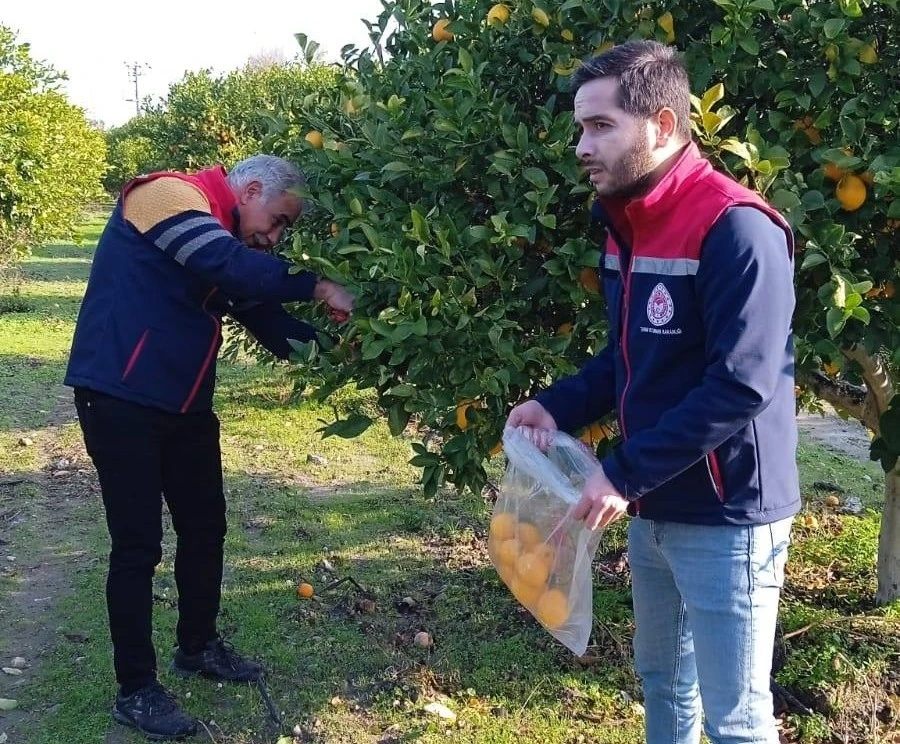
[574,77,657,199]
[235,181,303,250]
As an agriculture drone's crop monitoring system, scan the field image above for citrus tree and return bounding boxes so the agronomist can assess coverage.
[103,62,339,193]
[264,0,899,602]
[0,26,106,265]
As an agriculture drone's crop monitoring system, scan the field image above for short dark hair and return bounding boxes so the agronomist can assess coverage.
[572,40,691,142]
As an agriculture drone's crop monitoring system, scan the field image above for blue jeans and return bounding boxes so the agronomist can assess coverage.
[628,516,793,744]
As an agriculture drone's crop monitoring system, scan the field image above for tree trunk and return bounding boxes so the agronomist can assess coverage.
[800,344,897,605]
[876,468,900,604]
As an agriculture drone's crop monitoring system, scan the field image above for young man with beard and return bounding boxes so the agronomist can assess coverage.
[65,155,353,740]
[506,41,800,744]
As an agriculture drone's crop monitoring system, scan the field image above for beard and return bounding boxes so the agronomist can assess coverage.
[593,135,657,199]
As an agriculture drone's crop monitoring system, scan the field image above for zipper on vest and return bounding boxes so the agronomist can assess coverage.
[602,217,639,514]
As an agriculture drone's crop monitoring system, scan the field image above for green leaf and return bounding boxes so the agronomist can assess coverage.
[720,138,753,162]
[319,414,373,439]
[826,307,846,337]
[388,404,412,436]
[458,47,473,74]
[537,214,557,229]
[799,252,827,271]
[769,189,802,210]
[748,0,774,10]
[800,190,826,211]
[838,0,863,17]
[850,305,870,324]
[386,383,417,397]
[410,453,441,467]
[823,18,846,38]
[382,161,411,173]
[522,167,549,189]
[737,35,760,56]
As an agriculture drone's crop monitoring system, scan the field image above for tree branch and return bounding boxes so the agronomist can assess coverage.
[800,370,867,421]
[844,344,896,434]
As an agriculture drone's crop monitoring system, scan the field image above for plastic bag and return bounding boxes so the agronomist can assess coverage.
[488,426,604,656]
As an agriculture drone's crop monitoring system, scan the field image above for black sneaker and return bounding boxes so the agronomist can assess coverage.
[171,637,263,683]
[112,680,198,741]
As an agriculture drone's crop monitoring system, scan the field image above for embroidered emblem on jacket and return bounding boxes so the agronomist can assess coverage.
[647,283,675,327]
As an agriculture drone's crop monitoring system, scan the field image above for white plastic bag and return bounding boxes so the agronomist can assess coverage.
[488,427,604,656]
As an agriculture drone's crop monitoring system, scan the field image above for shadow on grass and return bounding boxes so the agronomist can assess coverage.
[0,355,71,432]
[19,466,639,744]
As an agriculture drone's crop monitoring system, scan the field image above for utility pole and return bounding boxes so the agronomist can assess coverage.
[125,62,150,116]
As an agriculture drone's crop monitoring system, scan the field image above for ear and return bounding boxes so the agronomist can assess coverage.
[653,108,679,148]
[240,180,263,204]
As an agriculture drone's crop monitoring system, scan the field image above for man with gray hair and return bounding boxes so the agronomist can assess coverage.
[64,154,353,739]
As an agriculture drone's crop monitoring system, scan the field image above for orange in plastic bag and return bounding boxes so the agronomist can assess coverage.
[488,427,604,655]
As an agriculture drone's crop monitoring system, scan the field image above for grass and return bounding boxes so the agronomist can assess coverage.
[0,214,897,744]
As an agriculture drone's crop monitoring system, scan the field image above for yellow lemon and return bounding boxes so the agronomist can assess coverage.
[531,7,550,27]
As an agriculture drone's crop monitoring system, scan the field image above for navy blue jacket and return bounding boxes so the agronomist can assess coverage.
[537,145,801,526]
[65,168,319,413]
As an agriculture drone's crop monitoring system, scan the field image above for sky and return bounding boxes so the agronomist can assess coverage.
[3,0,386,128]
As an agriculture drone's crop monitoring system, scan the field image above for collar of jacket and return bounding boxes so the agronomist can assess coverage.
[592,142,712,234]
[192,166,239,234]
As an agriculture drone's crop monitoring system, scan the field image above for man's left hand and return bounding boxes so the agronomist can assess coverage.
[573,467,629,531]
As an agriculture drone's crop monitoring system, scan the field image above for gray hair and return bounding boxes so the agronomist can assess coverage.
[227,155,305,203]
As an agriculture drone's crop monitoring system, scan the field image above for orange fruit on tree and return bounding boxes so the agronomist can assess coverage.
[822,163,845,182]
[490,512,517,542]
[488,440,503,456]
[297,582,314,599]
[432,18,454,42]
[579,267,600,293]
[486,4,510,26]
[515,550,552,588]
[456,399,482,430]
[835,174,866,212]
[792,116,821,145]
[304,130,324,148]
[555,322,573,336]
[535,589,570,629]
[884,281,895,299]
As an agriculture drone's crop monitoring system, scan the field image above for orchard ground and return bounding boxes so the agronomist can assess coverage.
[0,215,897,744]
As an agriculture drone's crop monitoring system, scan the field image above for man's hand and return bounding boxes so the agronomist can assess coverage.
[573,467,628,531]
[314,279,353,322]
[505,400,558,450]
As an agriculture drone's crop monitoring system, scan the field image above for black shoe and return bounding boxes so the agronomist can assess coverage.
[171,636,264,683]
[112,680,198,741]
